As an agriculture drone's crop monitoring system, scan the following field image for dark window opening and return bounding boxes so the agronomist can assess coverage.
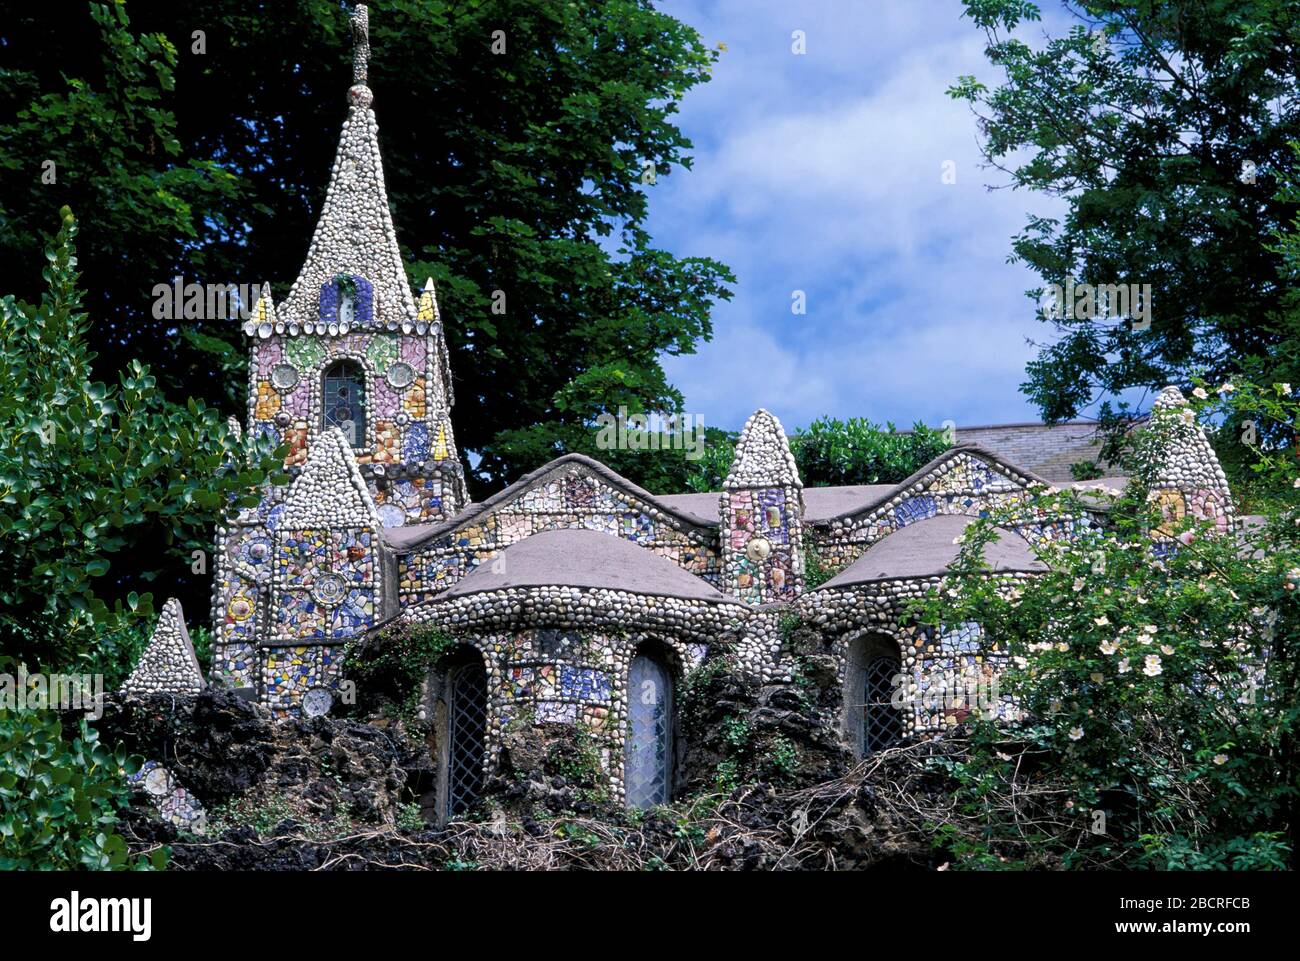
[446,662,487,819]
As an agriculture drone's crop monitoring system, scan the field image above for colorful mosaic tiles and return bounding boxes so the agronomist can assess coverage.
[396,464,722,605]
[128,761,207,834]
[417,628,700,804]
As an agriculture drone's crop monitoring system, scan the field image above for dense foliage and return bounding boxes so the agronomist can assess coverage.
[917,381,1299,869]
[951,0,1300,425]
[0,210,284,673]
[0,701,157,870]
[0,0,734,497]
[791,418,951,488]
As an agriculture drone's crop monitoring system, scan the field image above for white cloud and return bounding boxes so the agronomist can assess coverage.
[650,0,1071,432]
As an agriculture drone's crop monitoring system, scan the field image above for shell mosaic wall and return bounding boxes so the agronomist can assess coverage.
[811,450,1058,569]
[118,6,1244,821]
[128,761,207,835]
[804,573,1037,738]
[417,628,709,803]
[720,410,806,605]
[396,461,722,606]
[1146,386,1236,539]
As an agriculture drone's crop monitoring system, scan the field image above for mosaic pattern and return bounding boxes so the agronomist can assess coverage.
[721,410,805,604]
[120,598,204,696]
[415,625,702,805]
[814,451,1045,569]
[116,0,1250,837]
[262,644,343,717]
[128,761,207,834]
[274,529,376,641]
[397,464,722,604]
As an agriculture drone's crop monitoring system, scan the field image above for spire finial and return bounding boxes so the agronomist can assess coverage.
[351,4,370,86]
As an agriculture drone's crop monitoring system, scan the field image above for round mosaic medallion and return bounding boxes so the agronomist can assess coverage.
[143,766,173,797]
[311,572,348,607]
[275,411,292,427]
[378,503,406,529]
[243,537,271,565]
[386,361,416,389]
[302,687,334,718]
[394,411,411,427]
[228,594,255,621]
[745,536,772,562]
[271,363,299,391]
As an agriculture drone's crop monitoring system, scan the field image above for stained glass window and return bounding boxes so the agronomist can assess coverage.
[625,655,672,809]
[446,662,487,819]
[322,359,365,447]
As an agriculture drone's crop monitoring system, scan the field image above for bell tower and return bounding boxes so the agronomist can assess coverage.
[240,3,464,528]
[211,4,462,697]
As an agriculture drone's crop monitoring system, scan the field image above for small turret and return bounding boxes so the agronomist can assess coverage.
[719,409,806,603]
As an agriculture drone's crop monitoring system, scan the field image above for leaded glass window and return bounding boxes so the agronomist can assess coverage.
[625,655,672,809]
[322,359,365,447]
[863,654,903,755]
[446,662,487,819]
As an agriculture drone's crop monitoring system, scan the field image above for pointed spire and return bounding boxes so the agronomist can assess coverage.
[417,277,440,323]
[1152,385,1188,410]
[282,427,382,530]
[242,283,277,337]
[351,4,370,88]
[279,4,416,330]
[121,598,205,696]
[725,409,802,490]
[1145,384,1235,528]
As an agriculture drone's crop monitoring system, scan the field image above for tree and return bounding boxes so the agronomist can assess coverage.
[917,381,1299,868]
[0,209,284,673]
[950,0,1300,425]
[0,1,734,497]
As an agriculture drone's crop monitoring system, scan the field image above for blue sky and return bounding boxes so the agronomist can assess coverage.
[647,0,1075,433]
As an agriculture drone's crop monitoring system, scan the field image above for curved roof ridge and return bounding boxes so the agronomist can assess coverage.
[437,528,738,603]
[385,452,719,552]
[810,443,1056,526]
[814,514,1046,590]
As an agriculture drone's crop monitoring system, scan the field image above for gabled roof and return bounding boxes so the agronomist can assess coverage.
[386,445,1062,550]
[439,529,735,603]
[807,443,1055,527]
[384,452,719,551]
[817,514,1046,589]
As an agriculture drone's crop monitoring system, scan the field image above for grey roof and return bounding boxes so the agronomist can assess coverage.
[439,529,735,602]
[817,515,1046,589]
[901,421,1124,484]
[384,452,718,551]
[386,444,1067,551]
[657,485,896,525]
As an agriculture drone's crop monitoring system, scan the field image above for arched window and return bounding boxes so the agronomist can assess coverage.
[845,635,904,757]
[445,661,488,819]
[862,652,904,754]
[625,653,673,809]
[322,359,366,447]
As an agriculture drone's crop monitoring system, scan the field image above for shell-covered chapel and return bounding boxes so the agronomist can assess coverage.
[120,6,1238,819]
